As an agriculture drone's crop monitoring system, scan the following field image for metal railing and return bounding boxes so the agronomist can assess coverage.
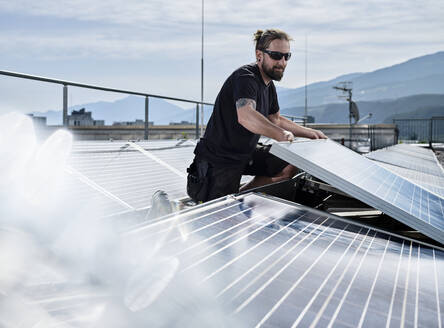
[0,70,214,140]
[368,124,398,151]
[394,117,444,146]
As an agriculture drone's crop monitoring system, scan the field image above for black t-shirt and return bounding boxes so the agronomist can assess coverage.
[195,63,280,166]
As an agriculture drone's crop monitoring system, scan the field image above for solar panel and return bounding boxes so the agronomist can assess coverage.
[6,193,443,327]
[71,139,196,153]
[270,139,444,245]
[365,144,444,178]
[62,168,133,215]
[66,140,252,215]
[388,144,438,160]
[67,141,195,211]
[371,161,444,198]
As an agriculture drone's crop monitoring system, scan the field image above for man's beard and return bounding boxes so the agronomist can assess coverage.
[262,62,285,81]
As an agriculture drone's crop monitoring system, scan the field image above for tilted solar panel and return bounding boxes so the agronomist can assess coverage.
[270,139,444,245]
[371,161,444,198]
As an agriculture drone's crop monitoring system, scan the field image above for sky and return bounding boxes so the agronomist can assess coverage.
[1,0,443,115]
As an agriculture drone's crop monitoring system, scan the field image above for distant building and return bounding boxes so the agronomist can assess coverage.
[27,114,47,127]
[169,121,194,126]
[112,119,153,126]
[68,108,104,127]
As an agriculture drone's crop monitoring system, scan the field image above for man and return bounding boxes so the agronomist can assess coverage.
[187,29,326,202]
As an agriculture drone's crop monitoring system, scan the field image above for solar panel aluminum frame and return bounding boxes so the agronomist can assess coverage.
[270,140,444,246]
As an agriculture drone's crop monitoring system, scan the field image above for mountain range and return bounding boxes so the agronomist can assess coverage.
[278,51,444,108]
[281,94,444,124]
[34,51,444,125]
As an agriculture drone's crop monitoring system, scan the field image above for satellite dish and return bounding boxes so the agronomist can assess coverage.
[350,101,360,124]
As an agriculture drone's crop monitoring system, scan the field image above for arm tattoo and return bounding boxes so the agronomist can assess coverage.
[236,98,256,110]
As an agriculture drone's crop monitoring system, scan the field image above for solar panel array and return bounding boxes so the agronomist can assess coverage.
[270,139,444,245]
[365,144,444,178]
[63,140,196,216]
[365,144,444,198]
[5,193,443,327]
[371,161,444,198]
[64,139,253,216]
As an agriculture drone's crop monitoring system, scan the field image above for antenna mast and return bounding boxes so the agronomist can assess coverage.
[333,82,353,148]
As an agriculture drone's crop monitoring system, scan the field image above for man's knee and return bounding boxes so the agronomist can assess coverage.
[274,164,299,180]
[187,159,242,202]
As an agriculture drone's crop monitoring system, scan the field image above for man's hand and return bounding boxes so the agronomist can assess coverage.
[282,130,294,142]
[306,128,327,140]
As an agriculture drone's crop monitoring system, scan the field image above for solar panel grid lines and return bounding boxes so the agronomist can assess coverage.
[180,205,299,274]
[372,161,444,198]
[321,232,379,328]
[255,193,444,255]
[127,141,187,179]
[69,154,161,173]
[127,187,440,326]
[400,241,413,328]
[390,145,438,162]
[59,169,131,216]
[209,215,330,297]
[289,226,366,328]
[226,217,333,306]
[433,249,443,328]
[66,165,135,210]
[252,221,350,328]
[71,139,195,153]
[385,240,405,328]
[379,144,435,159]
[147,203,257,252]
[231,220,336,315]
[66,140,198,214]
[123,199,243,238]
[172,206,269,257]
[220,195,442,326]
[68,151,189,209]
[365,145,444,178]
[366,144,444,181]
[4,193,444,327]
[216,216,330,299]
[356,234,391,328]
[270,140,444,245]
[414,245,420,328]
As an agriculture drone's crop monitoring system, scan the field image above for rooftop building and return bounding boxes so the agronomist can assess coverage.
[68,108,104,127]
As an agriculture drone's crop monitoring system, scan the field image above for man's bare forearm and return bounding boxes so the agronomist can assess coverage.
[273,115,327,139]
[236,99,291,141]
[237,106,286,140]
[275,116,312,137]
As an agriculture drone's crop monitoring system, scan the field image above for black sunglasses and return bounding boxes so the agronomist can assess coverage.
[262,49,291,61]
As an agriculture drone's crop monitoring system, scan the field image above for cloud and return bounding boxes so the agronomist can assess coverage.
[0,32,202,60]
[2,0,443,60]
[3,0,443,30]
[0,0,443,112]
